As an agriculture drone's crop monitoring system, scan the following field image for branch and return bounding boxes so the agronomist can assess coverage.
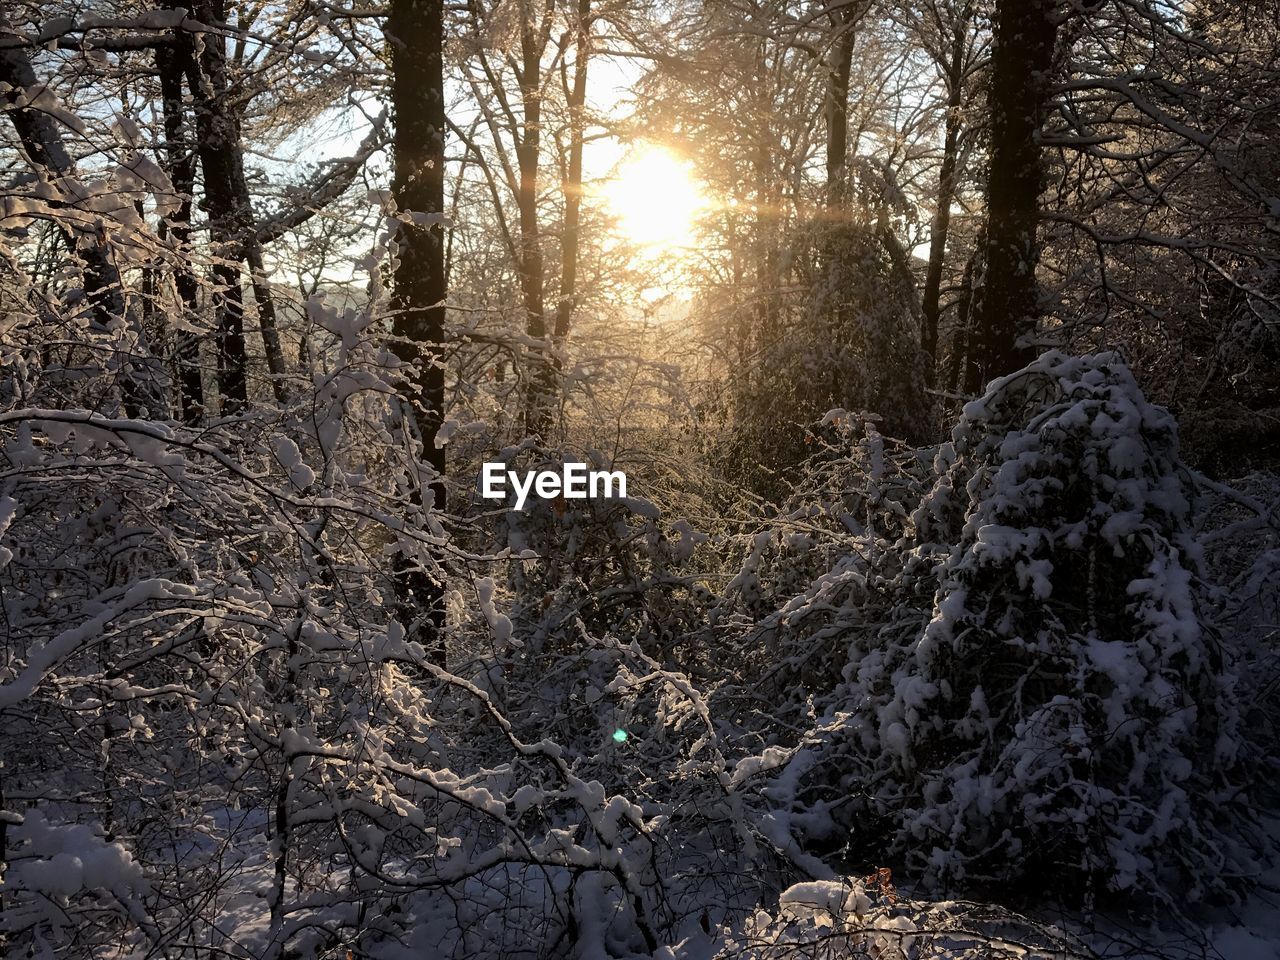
[252,107,389,248]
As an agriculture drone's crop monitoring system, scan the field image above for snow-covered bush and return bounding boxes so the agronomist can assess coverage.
[761,352,1259,905]
[693,877,1092,960]
[0,248,448,951]
[1189,468,1280,806]
[474,447,707,655]
[0,77,786,957]
[0,345,685,958]
[0,229,785,959]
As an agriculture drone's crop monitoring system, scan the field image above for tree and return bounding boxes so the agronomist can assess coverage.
[388,0,449,655]
[154,24,205,423]
[903,0,986,372]
[1037,0,1280,471]
[971,0,1060,385]
[553,0,592,349]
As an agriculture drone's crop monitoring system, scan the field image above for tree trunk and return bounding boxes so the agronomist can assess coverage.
[824,10,857,207]
[554,0,591,345]
[921,16,969,372]
[518,17,552,439]
[156,38,206,423]
[180,0,251,413]
[947,240,982,396]
[388,0,448,660]
[973,0,1059,384]
[752,39,778,349]
[247,242,289,403]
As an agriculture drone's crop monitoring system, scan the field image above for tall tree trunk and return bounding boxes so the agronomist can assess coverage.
[554,0,591,345]
[518,16,552,438]
[824,9,857,207]
[973,0,1059,384]
[156,38,206,423]
[752,39,777,350]
[921,13,970,373]
[947,239,983,396]
[247,242,288,402]
[388,0,448,660]
[180,0,251,413]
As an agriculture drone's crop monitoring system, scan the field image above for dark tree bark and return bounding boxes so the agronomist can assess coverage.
[553,0,591,345]
[824,5,860,207]
[972,0,1060,384]
[178,0,250,413]
[247,242,288,402]
[752,38,778,349]
[920,8,972,372]
[948,238,984,396]
[156,39,206,423]
[388,0,448,659]
[517,13,555,439]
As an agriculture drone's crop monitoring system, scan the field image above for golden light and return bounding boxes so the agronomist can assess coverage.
[601,145,705,251]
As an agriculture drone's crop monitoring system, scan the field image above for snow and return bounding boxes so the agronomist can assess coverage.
[0,578,193,709]
[0,494,17,568]
[778,879,871,919]
[8,809,148,898]
[273,434,316,488]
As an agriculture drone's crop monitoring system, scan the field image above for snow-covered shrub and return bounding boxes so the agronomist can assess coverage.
[693,877,1092,960]
[0,350,683,958]
[0,275,783,960]
[0,93,780,952]
[1,809,153,949]
[763,352,1259,905]
[460,445,711,664]
[0,255,451,952]
[703,415,932,715]
[1190,469,1280,805]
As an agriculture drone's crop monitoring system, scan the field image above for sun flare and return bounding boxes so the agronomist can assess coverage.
[601,146,705,250]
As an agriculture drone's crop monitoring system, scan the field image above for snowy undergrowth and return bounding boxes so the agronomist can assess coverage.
[2,341,1275,958]
[732,352,1266,907]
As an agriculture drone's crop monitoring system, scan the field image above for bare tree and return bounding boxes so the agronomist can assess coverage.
[553,0,592,348]
[389,0,448,657]
[971,0,1060,384]
[905,0,985,372]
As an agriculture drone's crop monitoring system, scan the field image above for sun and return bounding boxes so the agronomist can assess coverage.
[601,145,705,250]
